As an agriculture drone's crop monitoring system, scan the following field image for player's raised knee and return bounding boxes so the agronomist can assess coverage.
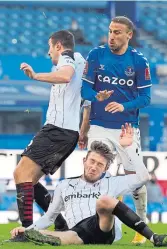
[13,165,21,181]
[96,196,118,214]
[13,157,34,183]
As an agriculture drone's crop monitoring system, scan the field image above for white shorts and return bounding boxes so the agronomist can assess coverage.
[88,125,143,172]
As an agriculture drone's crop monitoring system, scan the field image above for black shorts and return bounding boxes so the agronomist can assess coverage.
[22,124,79,175]
[71,214,115,244]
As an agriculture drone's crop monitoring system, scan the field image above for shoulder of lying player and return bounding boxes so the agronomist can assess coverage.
[66,175,82,180]
[56,175,82,188]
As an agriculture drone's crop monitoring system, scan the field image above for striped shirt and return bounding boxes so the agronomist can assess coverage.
[45,52,85,131]
[29,163,149,239]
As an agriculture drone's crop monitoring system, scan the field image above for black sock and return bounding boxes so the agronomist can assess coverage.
[113,201,153,240]
[16,182,34,228]
[34,182,51,212]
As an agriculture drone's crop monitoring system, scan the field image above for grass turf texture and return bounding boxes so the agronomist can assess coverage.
[0,223,166,249]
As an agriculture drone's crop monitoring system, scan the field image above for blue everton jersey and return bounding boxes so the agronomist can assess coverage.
[82,45,152,129]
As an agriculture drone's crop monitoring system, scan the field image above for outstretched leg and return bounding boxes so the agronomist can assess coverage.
[24,229,83,245]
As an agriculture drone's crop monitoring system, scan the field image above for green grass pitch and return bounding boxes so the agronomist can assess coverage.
[0,223,166,249]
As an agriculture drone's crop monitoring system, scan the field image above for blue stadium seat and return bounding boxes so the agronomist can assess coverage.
[0,2,163,67]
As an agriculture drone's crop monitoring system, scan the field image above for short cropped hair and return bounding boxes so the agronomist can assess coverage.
[112,16,135,32]
[50,30,75,50]
[86,141,115,167]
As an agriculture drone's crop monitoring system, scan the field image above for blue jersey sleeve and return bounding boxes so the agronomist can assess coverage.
[81,48,98,101]
[136,55,152,89]
[82,48,98,85]
[122,54,152,111]
[122,87,151,111]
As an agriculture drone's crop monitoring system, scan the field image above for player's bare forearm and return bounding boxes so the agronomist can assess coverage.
[78,105,90,149]
[80,106,91,135]
[34,71,71,84]
[21,63,74,84]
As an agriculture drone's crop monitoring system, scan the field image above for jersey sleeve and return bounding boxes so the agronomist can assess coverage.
[110,175,145,198]
[83,100,91,107]
[81,48,99,101]
[136,55,152,89]
[82,48,98,86]
[27,183,64,230]
[109,146,150,197]
[58,53,76,70]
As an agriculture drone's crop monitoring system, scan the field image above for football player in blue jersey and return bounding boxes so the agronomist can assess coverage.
[80,16,152,245]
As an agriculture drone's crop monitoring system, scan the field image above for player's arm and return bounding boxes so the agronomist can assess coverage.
[81,49,97,101]
[122,57,152,111]
[80,101,91,134]
[10,184,64,237]
[105,87,151,113]
[34,66,74,84]
[111,124,150,197]
[13,184,63,237]
[78,101,91,149]
[28,184,64,230]
[81,49,113,102]
[112,148,150,197]
[20,53,76,84]
[105,57,152,113]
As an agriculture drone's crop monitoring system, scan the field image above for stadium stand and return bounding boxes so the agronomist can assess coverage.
[0,2,166,64]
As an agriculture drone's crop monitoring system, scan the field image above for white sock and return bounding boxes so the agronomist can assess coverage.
[133,185,147,223]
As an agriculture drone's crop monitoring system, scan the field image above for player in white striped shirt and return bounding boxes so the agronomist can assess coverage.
[11,124,167,247]
[12,29,113,238]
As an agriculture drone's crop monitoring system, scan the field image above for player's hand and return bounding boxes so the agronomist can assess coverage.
[96,90,114,102]
[119,123,134,147]
[78,132,88,150]
[105,102,124,113]
[20,62,36,79]
[10,226,25,238]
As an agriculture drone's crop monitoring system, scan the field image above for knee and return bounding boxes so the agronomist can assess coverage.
[71,231,83,244]
[96,196,118,214]
[13,158,30,183]
[13,166,21,181]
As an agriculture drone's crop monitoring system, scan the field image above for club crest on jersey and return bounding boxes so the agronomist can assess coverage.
[125,66,135,77]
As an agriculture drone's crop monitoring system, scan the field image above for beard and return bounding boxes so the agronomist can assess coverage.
[110,45,122,52]
[83,172,100,183]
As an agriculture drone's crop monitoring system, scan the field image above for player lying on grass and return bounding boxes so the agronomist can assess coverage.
[10,124,167,246]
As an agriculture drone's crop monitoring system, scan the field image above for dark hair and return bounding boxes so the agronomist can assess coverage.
[112,16,135,32]
[86,141,115,167]
[50,30,75,50]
